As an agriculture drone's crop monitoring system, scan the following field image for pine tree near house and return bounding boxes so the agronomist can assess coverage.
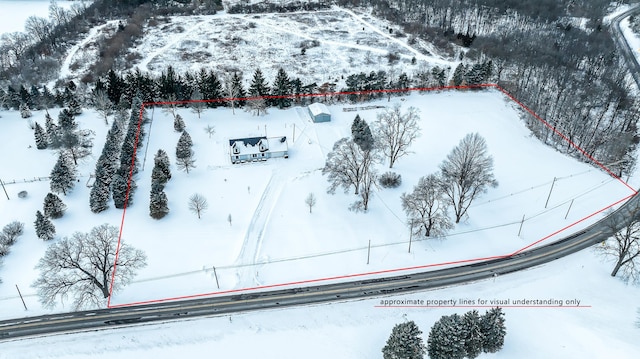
[149,181,169,219]
[271,68,292,109]
[249,68,269,97]
[151,149,172,185]
[462,310,484,359]
[34,122,48,149]
[45,112,59,148]
[382,320,426,359]
[43,193,67,219]
[34,210,56,241]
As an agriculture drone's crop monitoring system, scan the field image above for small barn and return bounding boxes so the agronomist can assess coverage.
[308,103,331,123]
[229,136,289,164]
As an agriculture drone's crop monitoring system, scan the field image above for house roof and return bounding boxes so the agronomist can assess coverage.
[229,136,288,156]
[308,103,330,117]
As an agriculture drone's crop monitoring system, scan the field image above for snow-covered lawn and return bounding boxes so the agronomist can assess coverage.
[0,89,634,315]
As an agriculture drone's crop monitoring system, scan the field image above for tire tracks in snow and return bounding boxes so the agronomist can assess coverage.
[59,20,119,79]
[234,169,286,288]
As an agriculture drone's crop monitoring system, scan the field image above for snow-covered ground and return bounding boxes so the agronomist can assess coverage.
[0,89,634,314]
[0,0,77,36]
[59,6,454,87]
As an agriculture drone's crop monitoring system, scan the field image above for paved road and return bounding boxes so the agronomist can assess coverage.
[610,5,640,88]
[2,7,640,342]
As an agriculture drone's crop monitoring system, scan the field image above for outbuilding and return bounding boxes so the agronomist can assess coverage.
[308,103,331,123]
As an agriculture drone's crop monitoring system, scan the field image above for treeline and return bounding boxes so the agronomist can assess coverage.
[337,0,638,175]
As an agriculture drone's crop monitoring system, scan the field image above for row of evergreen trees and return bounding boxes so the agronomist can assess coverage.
[382,308,506,359]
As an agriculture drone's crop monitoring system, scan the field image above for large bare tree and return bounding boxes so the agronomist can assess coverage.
[598,203,640,283]
[374,103,421,168]
[402,174,453,238]
[33,224,147,309]
[439,133,498,223]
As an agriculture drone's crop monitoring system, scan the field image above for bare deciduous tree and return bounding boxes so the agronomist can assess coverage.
[189,193,208,219]
[440,133,498,223]
[92,89,113,125]
[204,124,215,139]
[305,193,317,213]
[401,174,453,238]
[598,204,640,283]
[323,137,380,212]
[33,223,147,309]
[245,97,268,116]
[374,103,421,168]
[190,88,206,119]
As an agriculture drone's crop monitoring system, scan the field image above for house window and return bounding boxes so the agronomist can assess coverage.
[252,154,257,158]
[235,156,239,159]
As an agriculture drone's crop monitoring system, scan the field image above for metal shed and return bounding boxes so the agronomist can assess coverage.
[308,103,331,123]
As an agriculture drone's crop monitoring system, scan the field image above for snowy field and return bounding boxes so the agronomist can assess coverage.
[0,89,634,314]
[58,6,452,87]
[1,249,639,359]
[0,0,77,36]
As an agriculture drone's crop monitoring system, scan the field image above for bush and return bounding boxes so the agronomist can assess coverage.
[379,171,402,188]
[18,191,28,198]
[2,221,25,245]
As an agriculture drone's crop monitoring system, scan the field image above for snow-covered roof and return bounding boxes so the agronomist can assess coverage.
[229,137,288,155]
[308,103,330,116]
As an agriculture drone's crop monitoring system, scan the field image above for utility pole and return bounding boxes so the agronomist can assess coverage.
[212,266,220,289]
[16,285,27,310]
[0,178,8,200]
[545,177,557,208]
[565,199,574,220]
[518,214,525,237]
[367,240,371,264]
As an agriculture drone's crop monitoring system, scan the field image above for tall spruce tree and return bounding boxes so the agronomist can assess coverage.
[151,149,172,185]
[34,210,56,241]
[480,307,506,353]
[462,310,484,359]
[149,182,169,219]
[111,170,136,209]
[50,152,76,195]
[271,68,292,108]
[176,131,194,160]
[45,112,59,148]
[351,114,374,152]
[34,122,48,149]
[382,320,426,359]
[43,193,67,219]
[249,68,269,97]
[198,69,223,108]
[174,113,186,132]
[427,314,466,359]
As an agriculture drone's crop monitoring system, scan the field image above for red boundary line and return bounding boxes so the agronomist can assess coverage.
[106,84,637,308]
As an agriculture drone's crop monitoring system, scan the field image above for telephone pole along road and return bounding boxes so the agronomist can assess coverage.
[1,6,640,342]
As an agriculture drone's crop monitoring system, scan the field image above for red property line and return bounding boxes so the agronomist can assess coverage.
[374,305,591,309]
[107,84,637,308]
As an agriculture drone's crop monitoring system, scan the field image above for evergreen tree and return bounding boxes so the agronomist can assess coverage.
[480,307,506,353]
[41,86,55,110]
[249,68,269,97]
[111,170,136,209]
[67,95,83,115]
[427,314,466,359]
[43,193,67,219]
[29,85,42,110]
[45,112,59,148]
[89,110,126,213]
[174,113,186,132]
[149,182,169,219]
[107,69,126,105]
[34,122,48,149]
[19,103,32,118]
[151,149,171,185]
[50,152,76,195]
[452,63,466,86]
[462,310,484,359]
[382,320,426,359]
[34,210,56,241]
[228,72,246,108]
[19,85,31,108]
[351,114,374,152]
[198,69,223,108]
[271,68,292,108]
[176,131,194,160]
